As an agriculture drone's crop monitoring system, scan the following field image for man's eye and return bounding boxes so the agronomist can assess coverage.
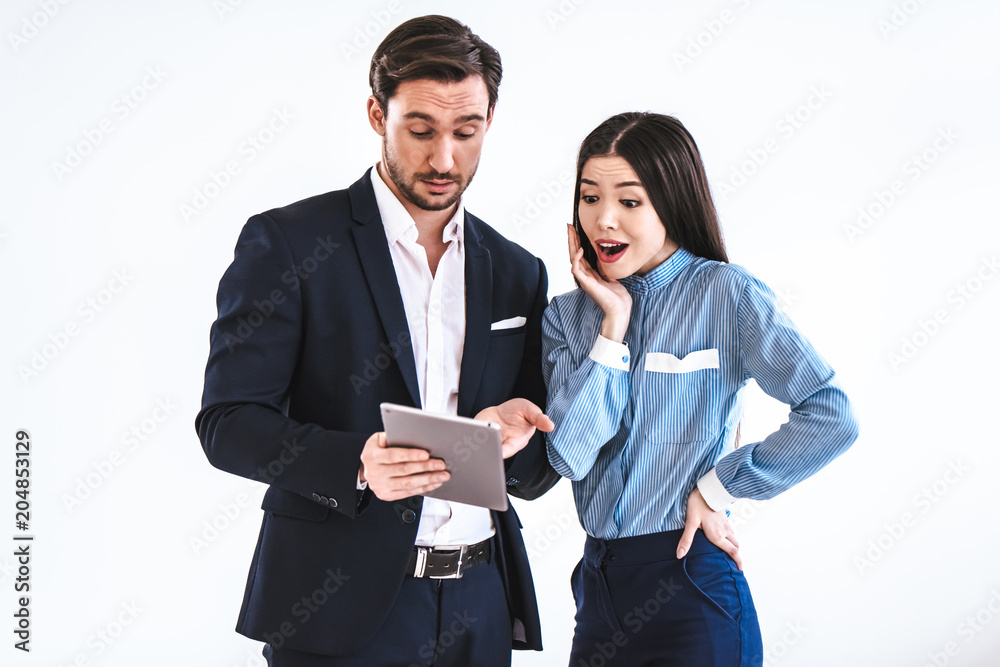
[410,131,431,138]
[455,132,474,139]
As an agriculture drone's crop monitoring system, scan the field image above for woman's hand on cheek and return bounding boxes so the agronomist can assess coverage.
[568,225,632,342]
[677,487,743,571]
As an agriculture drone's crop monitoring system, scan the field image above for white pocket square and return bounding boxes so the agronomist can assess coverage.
[645,349,719,373]
[491,316,527,331]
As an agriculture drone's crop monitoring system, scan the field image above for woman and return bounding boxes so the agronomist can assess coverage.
[543,112,858,666]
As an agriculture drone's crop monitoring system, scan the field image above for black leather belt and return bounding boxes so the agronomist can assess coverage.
[406,537,492,579]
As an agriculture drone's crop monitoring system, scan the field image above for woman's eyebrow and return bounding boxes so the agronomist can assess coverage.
[579,178,644,188]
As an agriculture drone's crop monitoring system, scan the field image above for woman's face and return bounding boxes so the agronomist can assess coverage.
[577,155,678,280]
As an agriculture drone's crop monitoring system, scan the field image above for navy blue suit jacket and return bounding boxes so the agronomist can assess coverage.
[196,169,560,656]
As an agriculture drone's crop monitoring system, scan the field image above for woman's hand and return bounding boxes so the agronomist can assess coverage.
[568,225,632,342]
[677,487,743,570]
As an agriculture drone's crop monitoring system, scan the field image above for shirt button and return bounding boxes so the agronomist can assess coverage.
[401,509,417,523]
[622,355,629,363]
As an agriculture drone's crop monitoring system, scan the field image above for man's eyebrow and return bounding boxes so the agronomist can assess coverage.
[402,112,435,122]
[401,112,486,124]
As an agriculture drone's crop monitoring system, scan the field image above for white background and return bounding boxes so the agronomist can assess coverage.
[3,1,999,665]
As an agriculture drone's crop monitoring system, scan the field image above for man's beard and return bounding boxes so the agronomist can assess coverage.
[383,141,477,212]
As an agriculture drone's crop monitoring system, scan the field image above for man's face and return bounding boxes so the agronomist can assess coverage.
[368,76,492,213]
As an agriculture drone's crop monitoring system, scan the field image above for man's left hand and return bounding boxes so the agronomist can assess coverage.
[475,398,554,459]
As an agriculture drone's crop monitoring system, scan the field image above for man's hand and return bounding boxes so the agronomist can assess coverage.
[475,398,554,459]
[676,487,743,570]
[359,432,450,502]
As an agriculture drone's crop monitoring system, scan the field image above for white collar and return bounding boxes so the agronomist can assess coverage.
[370,163,465,247]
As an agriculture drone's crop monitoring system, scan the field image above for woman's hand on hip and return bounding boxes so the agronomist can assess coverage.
[677,487,743,570]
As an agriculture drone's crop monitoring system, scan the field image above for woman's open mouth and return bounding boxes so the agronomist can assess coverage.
[594,239,629,263]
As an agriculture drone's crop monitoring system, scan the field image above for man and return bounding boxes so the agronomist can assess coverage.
[196,15,560,667]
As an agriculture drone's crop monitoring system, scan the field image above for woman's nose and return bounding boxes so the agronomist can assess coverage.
[597,205,617,230]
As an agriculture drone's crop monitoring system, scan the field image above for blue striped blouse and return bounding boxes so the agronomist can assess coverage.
[543,247,858,539]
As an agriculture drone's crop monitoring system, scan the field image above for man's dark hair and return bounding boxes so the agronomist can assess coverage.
[369,15,502,113]
[573,112,729,269]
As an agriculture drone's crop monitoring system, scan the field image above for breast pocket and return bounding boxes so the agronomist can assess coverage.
[641,349,719,444]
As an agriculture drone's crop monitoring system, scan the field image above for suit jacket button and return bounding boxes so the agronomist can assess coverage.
[311,493,321,502]
[401,509,416,523]
[328,497,338,508]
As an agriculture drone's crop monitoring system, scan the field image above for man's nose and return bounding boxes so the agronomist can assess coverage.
[428,136,455,174]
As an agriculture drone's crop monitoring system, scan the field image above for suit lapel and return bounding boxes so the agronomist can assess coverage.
[458,214,492,417]
[349,171,422,408]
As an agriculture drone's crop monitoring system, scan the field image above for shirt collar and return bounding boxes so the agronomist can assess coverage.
[620,247,694,294]
[370,163,465,247]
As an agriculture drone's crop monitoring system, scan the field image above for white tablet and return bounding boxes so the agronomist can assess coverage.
[379,403,508,511]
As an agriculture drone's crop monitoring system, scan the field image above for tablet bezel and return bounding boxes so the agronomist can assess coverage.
[379,403,509,511]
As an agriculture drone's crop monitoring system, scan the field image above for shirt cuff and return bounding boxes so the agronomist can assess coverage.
[697,468,738,511]
[356,474,368,491]
[588,335,631,371]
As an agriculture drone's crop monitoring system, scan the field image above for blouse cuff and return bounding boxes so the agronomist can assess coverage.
[697,468,738,511]
[588,335,631,371]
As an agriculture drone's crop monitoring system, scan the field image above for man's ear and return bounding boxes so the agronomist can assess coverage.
[485,105,495,132]
[367,96,387,136]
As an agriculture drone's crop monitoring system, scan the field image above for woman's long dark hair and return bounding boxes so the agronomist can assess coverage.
[573,112,729,270]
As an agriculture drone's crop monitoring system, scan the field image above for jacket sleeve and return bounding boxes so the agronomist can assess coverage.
[542,297,631,481]
[195,214,369,518]
[503,257,562,501]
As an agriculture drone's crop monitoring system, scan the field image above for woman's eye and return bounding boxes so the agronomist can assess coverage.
[581,195,598,204]
[620,199,640,208]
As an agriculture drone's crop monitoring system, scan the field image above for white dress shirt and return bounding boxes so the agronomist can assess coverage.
[369,163,495,547]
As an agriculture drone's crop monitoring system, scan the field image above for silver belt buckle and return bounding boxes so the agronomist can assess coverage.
[413,546,430,578]
[415,544,468,579]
